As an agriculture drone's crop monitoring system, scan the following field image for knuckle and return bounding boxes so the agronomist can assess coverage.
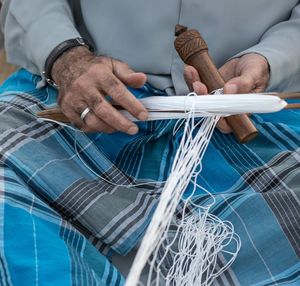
[243,78,254,89]
[92,99,106,115]
[112,85,127,101]
[117,120,131,131]
[60,100,70,113]
[106,76,121,89]
[72,77,87,90]
[88,63,103,75]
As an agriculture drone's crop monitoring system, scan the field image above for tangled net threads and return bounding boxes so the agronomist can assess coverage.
[126,99,241,286]
[164,211,241,286]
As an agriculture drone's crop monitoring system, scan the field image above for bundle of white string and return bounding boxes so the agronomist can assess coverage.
[125,104,241,286]
[41,92,285,286]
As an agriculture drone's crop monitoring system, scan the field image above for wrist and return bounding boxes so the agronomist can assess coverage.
[43,38,94,88]
[52,46,93,86]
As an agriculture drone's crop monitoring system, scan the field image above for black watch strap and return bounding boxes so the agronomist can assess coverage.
[43,37,94,88]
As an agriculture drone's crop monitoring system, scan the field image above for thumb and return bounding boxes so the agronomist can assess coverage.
[112,61,147,88]
[224,75,255,94]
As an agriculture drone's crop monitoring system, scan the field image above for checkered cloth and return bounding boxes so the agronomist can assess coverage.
[0,69,300,285]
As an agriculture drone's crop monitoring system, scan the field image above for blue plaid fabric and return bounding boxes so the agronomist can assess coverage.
[0,69,300,285]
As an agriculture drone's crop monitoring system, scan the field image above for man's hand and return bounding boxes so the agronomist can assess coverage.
[183,53,270,133]
[51,46,148,134]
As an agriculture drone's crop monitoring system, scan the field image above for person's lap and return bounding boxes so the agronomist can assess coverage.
[1,69,300,285]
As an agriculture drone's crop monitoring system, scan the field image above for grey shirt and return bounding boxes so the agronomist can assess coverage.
[1,0,300,94]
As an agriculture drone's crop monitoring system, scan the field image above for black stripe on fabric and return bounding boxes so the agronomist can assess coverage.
[175,195,216,220]
[0,253,11,286]
[114,270,122,286]
[59,222,95,286]
[262,123,296,151]
[263,191,300,258]
[0,175,20,185]
[0,104,10,113]
[163,133,174,182]
[52,178,116,218]
[211,195,243,217]
[0,190,57,216]
[101,169,133,185]
[12,92,45,110]
[243,150,299,195]
[217,256,237,286]
[98,241,108,253]
[53,180,158,251]
[103,194,156,248]
[260,161,300,193]
[106,263,114,286]
[2,101,34,113]
[276,123,300,147]
[244,152,290,187]
[102,193,157,246]
[0,123,57,162]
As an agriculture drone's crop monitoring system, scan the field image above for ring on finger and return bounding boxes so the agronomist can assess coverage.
[80,107,91,122]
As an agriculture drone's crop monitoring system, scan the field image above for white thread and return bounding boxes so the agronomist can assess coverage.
[39,93,284,285]
[120,93,286,122]
[40,118,166,188]
[125,90,241,286]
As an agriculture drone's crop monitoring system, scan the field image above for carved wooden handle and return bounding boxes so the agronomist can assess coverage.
[174,25,258,144]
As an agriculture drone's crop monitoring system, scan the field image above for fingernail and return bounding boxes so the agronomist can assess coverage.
[226,84,238,94]
[192,82,200,92]
[128,126,139,135]
[192,82,204,94]
[138,111,148,121]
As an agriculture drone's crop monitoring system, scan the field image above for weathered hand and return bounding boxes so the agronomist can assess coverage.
[183,53,270,133]
[51,46,148,134]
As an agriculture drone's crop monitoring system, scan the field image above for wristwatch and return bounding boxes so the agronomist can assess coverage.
[43,37,94,88]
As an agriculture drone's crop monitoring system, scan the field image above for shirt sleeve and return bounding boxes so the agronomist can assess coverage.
[232,3,300,92]
[1,0,81,75]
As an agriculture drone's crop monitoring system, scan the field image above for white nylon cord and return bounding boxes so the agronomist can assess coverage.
[125,90,241,286]
[40,92,284,286]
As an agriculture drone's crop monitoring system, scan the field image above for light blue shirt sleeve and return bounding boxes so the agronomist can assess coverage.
[233,3,300,92]
[1,0,80,75]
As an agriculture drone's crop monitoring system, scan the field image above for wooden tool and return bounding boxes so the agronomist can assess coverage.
[174,25,258,144]
[37,93,300,124]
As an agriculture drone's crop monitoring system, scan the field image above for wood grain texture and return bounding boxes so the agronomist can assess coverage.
[174,25,258,144]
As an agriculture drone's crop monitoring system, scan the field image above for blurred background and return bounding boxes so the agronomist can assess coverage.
[0,29,17,84]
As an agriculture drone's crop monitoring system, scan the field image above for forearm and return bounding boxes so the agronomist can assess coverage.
[233,3,300,91]
[1,0,80,75]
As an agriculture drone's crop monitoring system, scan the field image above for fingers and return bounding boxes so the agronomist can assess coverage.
[86,88,139,134]
[112,60,147,88]
[57,56,150,134]
[60,86,140,134]
[184,65,200,91]
[216,118,232,134]
[184,65,208,94]
[81,111,117,133]
[224,75,255,94]
[98,73,148,121]
[192,82,208,95]
[223,54,270,94]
